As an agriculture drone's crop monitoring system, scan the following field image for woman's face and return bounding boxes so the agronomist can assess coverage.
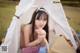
[35,15,47,29]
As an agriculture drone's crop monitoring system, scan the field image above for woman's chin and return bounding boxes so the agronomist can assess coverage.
[39,27,44,29]
[37,26,44,29]
[37,27,42,29]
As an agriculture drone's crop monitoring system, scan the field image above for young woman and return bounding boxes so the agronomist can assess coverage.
[20,8,50,53]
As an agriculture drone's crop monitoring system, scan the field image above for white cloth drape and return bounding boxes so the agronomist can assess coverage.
[1,0,77,53]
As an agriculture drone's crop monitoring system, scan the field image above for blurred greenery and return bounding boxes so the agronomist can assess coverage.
[0,2,18,37]
[63,6,80,32]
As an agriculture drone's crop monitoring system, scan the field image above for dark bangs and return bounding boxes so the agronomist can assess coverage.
[36,11,48,21]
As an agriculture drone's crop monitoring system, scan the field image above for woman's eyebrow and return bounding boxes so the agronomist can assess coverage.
[44,18,47,20]
[43,14,47,19]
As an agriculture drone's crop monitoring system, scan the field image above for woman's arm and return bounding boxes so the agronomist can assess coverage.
[26,35,44,47]
[44,38,50,53]
[35,28,50,52]
[23,26,44,47]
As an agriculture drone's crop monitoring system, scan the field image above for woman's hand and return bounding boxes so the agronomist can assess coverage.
[35,28,46,41]
[25,28,46,47]
[35,28,46,35]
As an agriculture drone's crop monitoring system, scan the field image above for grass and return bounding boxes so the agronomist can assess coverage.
[0,2,18,37]
[63,6,80,32]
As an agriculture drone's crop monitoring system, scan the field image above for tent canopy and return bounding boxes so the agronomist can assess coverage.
[1,0,77,53]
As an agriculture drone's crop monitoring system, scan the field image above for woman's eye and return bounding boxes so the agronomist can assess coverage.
[37,18,42,20]
[44,18,47,21]
[36,18,40,20]
[37,18,41,20]
[43,17,47,20]
[39,18,41,20]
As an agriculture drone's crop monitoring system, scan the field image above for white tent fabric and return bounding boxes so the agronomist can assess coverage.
[1,0,77,53]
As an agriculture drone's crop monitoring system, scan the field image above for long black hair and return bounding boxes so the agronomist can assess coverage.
[29,8,49,42]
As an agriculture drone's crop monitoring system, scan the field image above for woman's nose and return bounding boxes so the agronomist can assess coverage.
[39,20,43,26]
[40,20,43,24]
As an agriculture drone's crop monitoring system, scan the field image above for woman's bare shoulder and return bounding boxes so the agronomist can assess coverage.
[23,24,31,30]
[23,24,32,38]
[21,24,32,35]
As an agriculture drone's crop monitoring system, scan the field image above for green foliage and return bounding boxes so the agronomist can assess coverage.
[63,6,80,32]
[0,2,18,37]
